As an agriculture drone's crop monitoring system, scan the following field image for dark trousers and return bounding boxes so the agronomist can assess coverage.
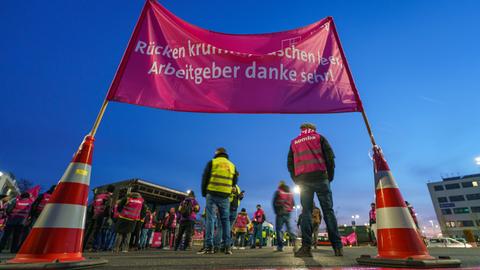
[0,225,26,253]
[130,221,142,248]
[175,221,194,250]
[252,223,263,247]
[299,179,342,249]
[83,217,103,250]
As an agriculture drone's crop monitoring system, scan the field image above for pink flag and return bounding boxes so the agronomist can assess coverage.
[106,0,363,114]
[26,185,41,200]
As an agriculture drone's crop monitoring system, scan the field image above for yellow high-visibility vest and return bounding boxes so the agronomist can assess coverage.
[229,184,241,203]
[207,157,235,195]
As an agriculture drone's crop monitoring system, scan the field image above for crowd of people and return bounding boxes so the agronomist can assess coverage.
[0,185,55,253]
[1,122,349,258]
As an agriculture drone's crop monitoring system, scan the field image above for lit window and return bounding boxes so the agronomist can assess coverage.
[453,207,470,214]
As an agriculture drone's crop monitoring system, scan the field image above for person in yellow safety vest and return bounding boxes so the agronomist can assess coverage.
[229,185,244,226]
[200,147,239,255]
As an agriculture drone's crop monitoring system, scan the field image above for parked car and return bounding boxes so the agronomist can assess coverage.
[428,237,472,248]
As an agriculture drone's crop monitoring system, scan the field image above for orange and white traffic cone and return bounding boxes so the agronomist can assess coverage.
[1,136,107,269]
[357,146,461,268]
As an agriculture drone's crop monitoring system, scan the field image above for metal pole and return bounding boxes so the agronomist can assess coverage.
[89,100,109,138]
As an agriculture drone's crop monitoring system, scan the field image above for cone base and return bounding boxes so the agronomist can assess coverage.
[356,254,461,269]
[8,252,85,263]
[0,258,107,270]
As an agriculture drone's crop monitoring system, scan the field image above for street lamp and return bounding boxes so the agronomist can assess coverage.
[294,185,300,194]
[475,156,480,166]
[293,205,301,219]
[351,214,359,246]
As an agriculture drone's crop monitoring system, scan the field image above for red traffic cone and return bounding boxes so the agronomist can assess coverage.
[1,136,107,269]
[357,146,461,268]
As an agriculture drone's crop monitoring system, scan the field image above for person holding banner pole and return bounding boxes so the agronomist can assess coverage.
[288,123,343,257]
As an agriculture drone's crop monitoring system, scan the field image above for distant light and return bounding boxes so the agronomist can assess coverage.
[473,181,478,187]
[364,223,368,226]
[343,224,347,227]
[186,189,191,194]
[294,185,301,194]
[355,214,360,219]
[0,171,3,177]
[351,215,355,219]
[475,156,480,165]
[296,205,301,209]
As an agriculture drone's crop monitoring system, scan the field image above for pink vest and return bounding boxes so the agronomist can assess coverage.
[93,193,111,217]
[113,204,119,219]
[277,188,294,212]
[11,197,34,220]
[369,209,376,222]
[37,193,52,213]
[119,197,144,221]
[144,212,155,229]
[235,214,248,229]
[0,203,6,229]
[164,213,177,229]
[290,129,326,176]
[253,209,264,223]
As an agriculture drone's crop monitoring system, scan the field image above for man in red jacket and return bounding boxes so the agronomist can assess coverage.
[288,123,343,257]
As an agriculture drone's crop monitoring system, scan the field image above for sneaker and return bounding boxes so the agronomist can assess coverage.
[232,246,238,250]
[213,247,219,253]
[334,247,344,257]
[196,248,205,254]
[294,246,312,257]
[275,248,284,252]
[250,246,256,249]
[225,247,233,255]
[200,247,214,255]
[239,247,245,250]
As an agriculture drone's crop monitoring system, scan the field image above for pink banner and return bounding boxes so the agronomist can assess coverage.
[106,0,363,114]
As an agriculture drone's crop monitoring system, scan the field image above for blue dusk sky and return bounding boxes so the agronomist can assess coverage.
[1,0,479,228]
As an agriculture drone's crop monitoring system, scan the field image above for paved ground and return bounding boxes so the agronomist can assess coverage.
[1,246,478,269]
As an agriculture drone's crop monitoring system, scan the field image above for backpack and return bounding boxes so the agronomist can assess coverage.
[312,208,322,225]
[180,199,193,218]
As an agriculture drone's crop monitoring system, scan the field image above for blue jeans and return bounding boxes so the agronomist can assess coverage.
[299,180,342,249]
[229,210,237,227]
[205,194,231,248]
[139,228,152,248]
[102,223,116,250]
[252,223,263,247]
[214,214,222,248]
[275,213,295,250]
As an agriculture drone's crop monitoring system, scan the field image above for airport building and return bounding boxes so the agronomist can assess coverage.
[427,173,480,238]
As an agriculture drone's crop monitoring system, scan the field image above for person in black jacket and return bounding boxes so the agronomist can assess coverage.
[288,123,342,257]
[200,147,239,255]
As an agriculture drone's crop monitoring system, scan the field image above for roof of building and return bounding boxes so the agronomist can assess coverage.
[94,178,188,205]
[442,173,480,182]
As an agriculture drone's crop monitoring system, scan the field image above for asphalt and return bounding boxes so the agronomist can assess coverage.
[1,246,479,269]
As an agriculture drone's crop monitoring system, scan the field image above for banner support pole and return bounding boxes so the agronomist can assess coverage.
[89,99,109,138]
[360,109,377,147]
